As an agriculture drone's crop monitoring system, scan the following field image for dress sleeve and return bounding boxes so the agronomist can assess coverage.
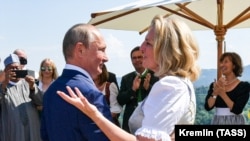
[135,76,192,141]
[204,82,215,111]
[231,82,250,114]
[109,82,122,113]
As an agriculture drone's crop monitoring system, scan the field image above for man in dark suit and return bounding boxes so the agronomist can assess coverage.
[41,24,112,141]
[117,46,159,133]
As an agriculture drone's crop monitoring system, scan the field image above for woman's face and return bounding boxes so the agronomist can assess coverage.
[140,27,158,72]
[220,56,234,76]
[41,60,53,78]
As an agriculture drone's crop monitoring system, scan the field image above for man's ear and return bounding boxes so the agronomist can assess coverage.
[75,42,86,55]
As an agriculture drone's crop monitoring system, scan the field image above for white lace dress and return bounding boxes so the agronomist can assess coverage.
[128,76,196,141]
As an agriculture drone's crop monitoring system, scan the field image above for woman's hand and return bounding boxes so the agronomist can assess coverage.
[57,86,98,117]
[213,77,226,97]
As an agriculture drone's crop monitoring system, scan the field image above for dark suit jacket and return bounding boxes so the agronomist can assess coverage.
[41,69,112,141]
[117,69,159,133]
[108,71,118,88]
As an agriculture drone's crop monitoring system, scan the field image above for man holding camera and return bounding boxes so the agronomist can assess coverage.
[13,49,36,80]
[0,54,43,141]
[117,46,159,133]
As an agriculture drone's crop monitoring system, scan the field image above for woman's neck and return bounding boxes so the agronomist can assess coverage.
[223,75,238,86]
[42,77,53,84]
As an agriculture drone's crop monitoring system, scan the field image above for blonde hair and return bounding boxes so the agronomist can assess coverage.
[39,58,58,80]
[152,15,200,81]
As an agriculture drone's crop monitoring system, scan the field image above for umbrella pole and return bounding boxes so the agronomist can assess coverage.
[215,26,226,80]
[217,39,223,80]
[215,0,226,80]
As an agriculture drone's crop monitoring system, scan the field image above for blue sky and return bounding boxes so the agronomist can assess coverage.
[1,0,250,77]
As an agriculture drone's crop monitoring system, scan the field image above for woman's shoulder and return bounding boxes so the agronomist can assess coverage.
[240,81,250,85]
[153,76,191,91]
[238,81,250,89]
[159,76,188,84]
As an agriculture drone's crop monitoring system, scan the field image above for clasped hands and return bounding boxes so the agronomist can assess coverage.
[212,76,227,97]
[132,73,151,91]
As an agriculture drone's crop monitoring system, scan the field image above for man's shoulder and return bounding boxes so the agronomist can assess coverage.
[122,71,135,78]
[108,71,116,76]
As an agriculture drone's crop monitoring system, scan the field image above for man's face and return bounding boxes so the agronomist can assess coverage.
[131,50,144,71]
[82,32,108,79]
[5,63,21,82]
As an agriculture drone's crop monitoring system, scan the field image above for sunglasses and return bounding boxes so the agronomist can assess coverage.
[41,66,53,72]
[19,57,27,65]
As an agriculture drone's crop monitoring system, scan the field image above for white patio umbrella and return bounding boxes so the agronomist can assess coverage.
[88,0,250,79]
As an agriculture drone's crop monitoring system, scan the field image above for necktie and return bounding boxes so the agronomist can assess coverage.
[137,69,148,103]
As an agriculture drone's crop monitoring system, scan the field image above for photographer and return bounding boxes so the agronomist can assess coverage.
[0,54,43,141]
[13,48,37,81]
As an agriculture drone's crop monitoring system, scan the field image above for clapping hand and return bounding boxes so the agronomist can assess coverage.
[132,75,141,91]
[213,77,226,97]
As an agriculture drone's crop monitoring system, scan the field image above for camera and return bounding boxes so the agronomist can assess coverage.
[12,70,35,78]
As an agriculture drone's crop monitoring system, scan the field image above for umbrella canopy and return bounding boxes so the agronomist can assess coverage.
[88,0,250,79]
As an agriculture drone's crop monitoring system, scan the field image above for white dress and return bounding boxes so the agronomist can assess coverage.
[101,82,122,114]
[129,76,196,141]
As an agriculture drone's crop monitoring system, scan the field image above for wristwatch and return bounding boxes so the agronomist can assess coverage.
[211,95,217,99]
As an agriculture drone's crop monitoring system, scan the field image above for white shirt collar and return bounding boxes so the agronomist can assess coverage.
[64,64,95,85]
[135,69,148,76]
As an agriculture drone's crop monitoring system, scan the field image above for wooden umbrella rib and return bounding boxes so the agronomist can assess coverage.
[91,11,116,18]
[226,7,250,28]
[139,2,215,35]
[158,4,214,29]
[139,11,175,34]
[139,28,148,35]
[91,8,141,26]
[217,0,223,28]
[175,3,214,29]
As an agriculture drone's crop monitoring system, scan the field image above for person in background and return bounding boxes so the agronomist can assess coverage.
[93,64,122,127]
[0,57,5,83]
[0,71,3,83]
[57,15,200,141]
[117,46,159,133]
[36,58,59,112]
[40,23,112,141]
[0,54,43,141]
[37,58,58,92]
[13,49,37,80]
[13,49,28,70]
[204,52,250,124]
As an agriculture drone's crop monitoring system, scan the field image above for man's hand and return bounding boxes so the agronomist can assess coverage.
[132,75,141,91]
